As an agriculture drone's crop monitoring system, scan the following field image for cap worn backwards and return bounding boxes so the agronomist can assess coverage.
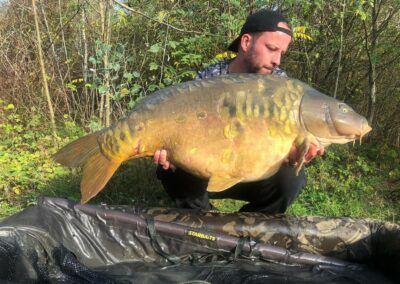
[228,9,292,52]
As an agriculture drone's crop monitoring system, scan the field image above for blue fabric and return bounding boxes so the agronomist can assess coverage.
[195,59,287,80]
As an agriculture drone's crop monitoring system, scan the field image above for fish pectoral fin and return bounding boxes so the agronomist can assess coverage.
[293,137,310,176]
[206,176,243,192]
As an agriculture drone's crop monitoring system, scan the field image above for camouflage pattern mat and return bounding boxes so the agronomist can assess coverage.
[0,197,398,283]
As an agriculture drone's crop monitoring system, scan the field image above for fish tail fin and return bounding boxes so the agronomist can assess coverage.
[80,153,121,203]
[53,131,102,167]
[54,130,122,203]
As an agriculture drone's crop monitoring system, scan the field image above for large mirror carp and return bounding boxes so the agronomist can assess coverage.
[54,74,372,203]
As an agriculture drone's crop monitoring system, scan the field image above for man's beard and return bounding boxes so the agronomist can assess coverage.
[250,64,273,74]
[246,53,273,74]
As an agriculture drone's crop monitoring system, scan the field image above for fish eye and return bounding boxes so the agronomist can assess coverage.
[339,104,348,113]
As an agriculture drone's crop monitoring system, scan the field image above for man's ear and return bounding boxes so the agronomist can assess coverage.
[239,33,252,52]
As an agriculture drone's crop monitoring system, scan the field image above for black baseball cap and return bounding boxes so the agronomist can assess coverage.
[227,9,292,52]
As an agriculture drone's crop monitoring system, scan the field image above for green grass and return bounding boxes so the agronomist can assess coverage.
[1,102,399,223]
[289,144,400,222]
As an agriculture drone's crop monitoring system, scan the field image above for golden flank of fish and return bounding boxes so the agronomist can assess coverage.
[54,74,372,203]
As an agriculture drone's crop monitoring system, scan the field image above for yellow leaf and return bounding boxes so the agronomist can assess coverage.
[294,26,306,34]
[215,53,225,60]
[120,87,129,97]
[228,52,236,59]
[12,186,21,195]
[117,9,127,25]
[215,51,237,60]
[71,78,83,83]
[293,26,314,42]
[158,10,168,20]
[117,9,126,17]
[6,104,15,109]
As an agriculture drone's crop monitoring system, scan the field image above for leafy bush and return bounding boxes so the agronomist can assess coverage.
[0,100,84,218]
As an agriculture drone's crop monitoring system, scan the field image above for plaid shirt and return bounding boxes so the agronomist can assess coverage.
[195,59,287,80]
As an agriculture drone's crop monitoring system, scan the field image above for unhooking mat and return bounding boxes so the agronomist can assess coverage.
[0,197,399,283]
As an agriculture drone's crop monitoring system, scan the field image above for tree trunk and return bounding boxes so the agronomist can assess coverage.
[81,5,90,118]
[99,1,105,123]
[32,0,57,137]
[365,1,378,125]
[103,0,113,127]
[39,0,70,115]
[333,0,346,99]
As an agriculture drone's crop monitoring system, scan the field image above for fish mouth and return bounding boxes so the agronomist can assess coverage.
[357,123,372,141]
[332,117,372,143]
[316,122,372,146]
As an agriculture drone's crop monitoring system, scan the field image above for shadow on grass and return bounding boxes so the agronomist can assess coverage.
[41,159,248,212]
[40,159,174,208]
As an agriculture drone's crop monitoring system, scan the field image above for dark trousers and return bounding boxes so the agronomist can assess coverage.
[157,165,306,214]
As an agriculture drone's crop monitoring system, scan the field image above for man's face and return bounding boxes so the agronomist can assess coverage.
[241,22,292,74]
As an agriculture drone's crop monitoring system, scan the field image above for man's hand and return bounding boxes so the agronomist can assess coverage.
[154,149,176,171]
[304,144,325,163]
[288,143,324,166]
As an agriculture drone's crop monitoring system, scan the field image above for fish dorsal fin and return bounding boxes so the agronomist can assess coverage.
[207,176,243,192]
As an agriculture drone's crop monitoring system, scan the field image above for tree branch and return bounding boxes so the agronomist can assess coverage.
[113,0,203,34]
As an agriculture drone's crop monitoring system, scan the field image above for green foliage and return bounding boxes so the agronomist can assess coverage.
[288,144,400,222]
[354,0,374,21]
[86,40,144,109]
[0,99,84,219]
